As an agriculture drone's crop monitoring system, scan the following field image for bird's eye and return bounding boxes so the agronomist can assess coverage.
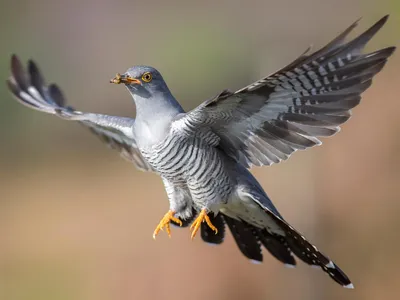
[141,72,152,83]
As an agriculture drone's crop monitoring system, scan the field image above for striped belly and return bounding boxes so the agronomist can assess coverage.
[141,134,233,207]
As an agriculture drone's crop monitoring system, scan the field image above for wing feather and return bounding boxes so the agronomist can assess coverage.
[177,16,395,168]
[7,55,153,172]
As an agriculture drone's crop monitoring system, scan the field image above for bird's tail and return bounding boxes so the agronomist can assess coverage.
[230,163,354,288]
[250,192,353,288]
[174,190,353,287]
[264,217,353,288]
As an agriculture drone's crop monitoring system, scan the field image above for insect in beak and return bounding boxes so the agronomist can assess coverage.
[110,73,141,85]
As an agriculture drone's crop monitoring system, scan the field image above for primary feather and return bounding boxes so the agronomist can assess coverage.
[7,56,153,172]
[180,15,395,167]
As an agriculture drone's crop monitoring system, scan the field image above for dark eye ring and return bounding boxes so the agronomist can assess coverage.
[142,72,152,82]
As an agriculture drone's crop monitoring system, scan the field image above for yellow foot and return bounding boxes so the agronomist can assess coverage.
[190,209,218,240]
[153,210,182,239]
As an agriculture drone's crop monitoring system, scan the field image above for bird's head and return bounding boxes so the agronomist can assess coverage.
[110,65,169,99]
[110,65,183,125]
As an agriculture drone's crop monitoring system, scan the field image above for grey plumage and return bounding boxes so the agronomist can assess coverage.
[7,15,396,288]
[7,57,154,172]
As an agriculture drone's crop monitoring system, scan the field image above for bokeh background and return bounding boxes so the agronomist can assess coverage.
[0,0,399,299]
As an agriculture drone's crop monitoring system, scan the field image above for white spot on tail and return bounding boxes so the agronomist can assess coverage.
[326,261,335,269]
[344,283,354,289]
[284,264,296,269]
[250,259,262,265]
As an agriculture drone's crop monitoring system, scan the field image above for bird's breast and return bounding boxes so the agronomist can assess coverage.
[140,133,232,197]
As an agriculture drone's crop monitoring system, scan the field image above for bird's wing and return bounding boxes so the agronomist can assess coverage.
[7,55,154,172]
[176,15,395,168]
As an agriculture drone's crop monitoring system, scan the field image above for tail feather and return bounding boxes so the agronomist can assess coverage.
[257,203,353,288]
[179,205,353,288]
[256,229,296,267]
[282,221,353,288]
[201,213,225,245]
[222,214,263,262]
[243,186,354,288]
[173,210,226,245]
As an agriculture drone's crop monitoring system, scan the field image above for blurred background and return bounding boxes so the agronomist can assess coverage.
[0,0,399,299]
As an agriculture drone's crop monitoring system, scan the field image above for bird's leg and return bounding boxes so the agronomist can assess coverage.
[153,210,182,239]
[190,208,218,239]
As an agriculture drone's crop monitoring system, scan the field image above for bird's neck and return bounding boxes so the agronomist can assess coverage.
[133,93,184,148]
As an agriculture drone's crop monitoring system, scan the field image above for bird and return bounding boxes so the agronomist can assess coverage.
[7,15,395,288]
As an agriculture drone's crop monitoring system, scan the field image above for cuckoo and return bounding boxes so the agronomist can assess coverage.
[7,15,396,288]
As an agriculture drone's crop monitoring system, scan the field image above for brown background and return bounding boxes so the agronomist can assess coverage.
[0,1,399,299]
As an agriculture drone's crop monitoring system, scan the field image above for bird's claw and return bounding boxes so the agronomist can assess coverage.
[153,210,182,239]
[190,208,218,240]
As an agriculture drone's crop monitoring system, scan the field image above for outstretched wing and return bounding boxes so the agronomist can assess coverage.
[177,15,395,168]
[7,55,153,172]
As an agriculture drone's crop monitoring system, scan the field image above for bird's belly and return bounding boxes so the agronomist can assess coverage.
[142,137,233,207]
[220,190,284,234]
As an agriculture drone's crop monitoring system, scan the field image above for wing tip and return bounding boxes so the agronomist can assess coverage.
[361,14,390,39]
[379,14,390,25]
[27,59,39,76]
[352,14,388,28]
[372,14,390,32]
[348,16,362,31]
[10,53,20,66]
[11,54,22,71]
[6,77,18,96]
[10,54,27,86]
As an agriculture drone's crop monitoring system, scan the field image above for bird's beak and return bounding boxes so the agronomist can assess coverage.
[110,73,141,85]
